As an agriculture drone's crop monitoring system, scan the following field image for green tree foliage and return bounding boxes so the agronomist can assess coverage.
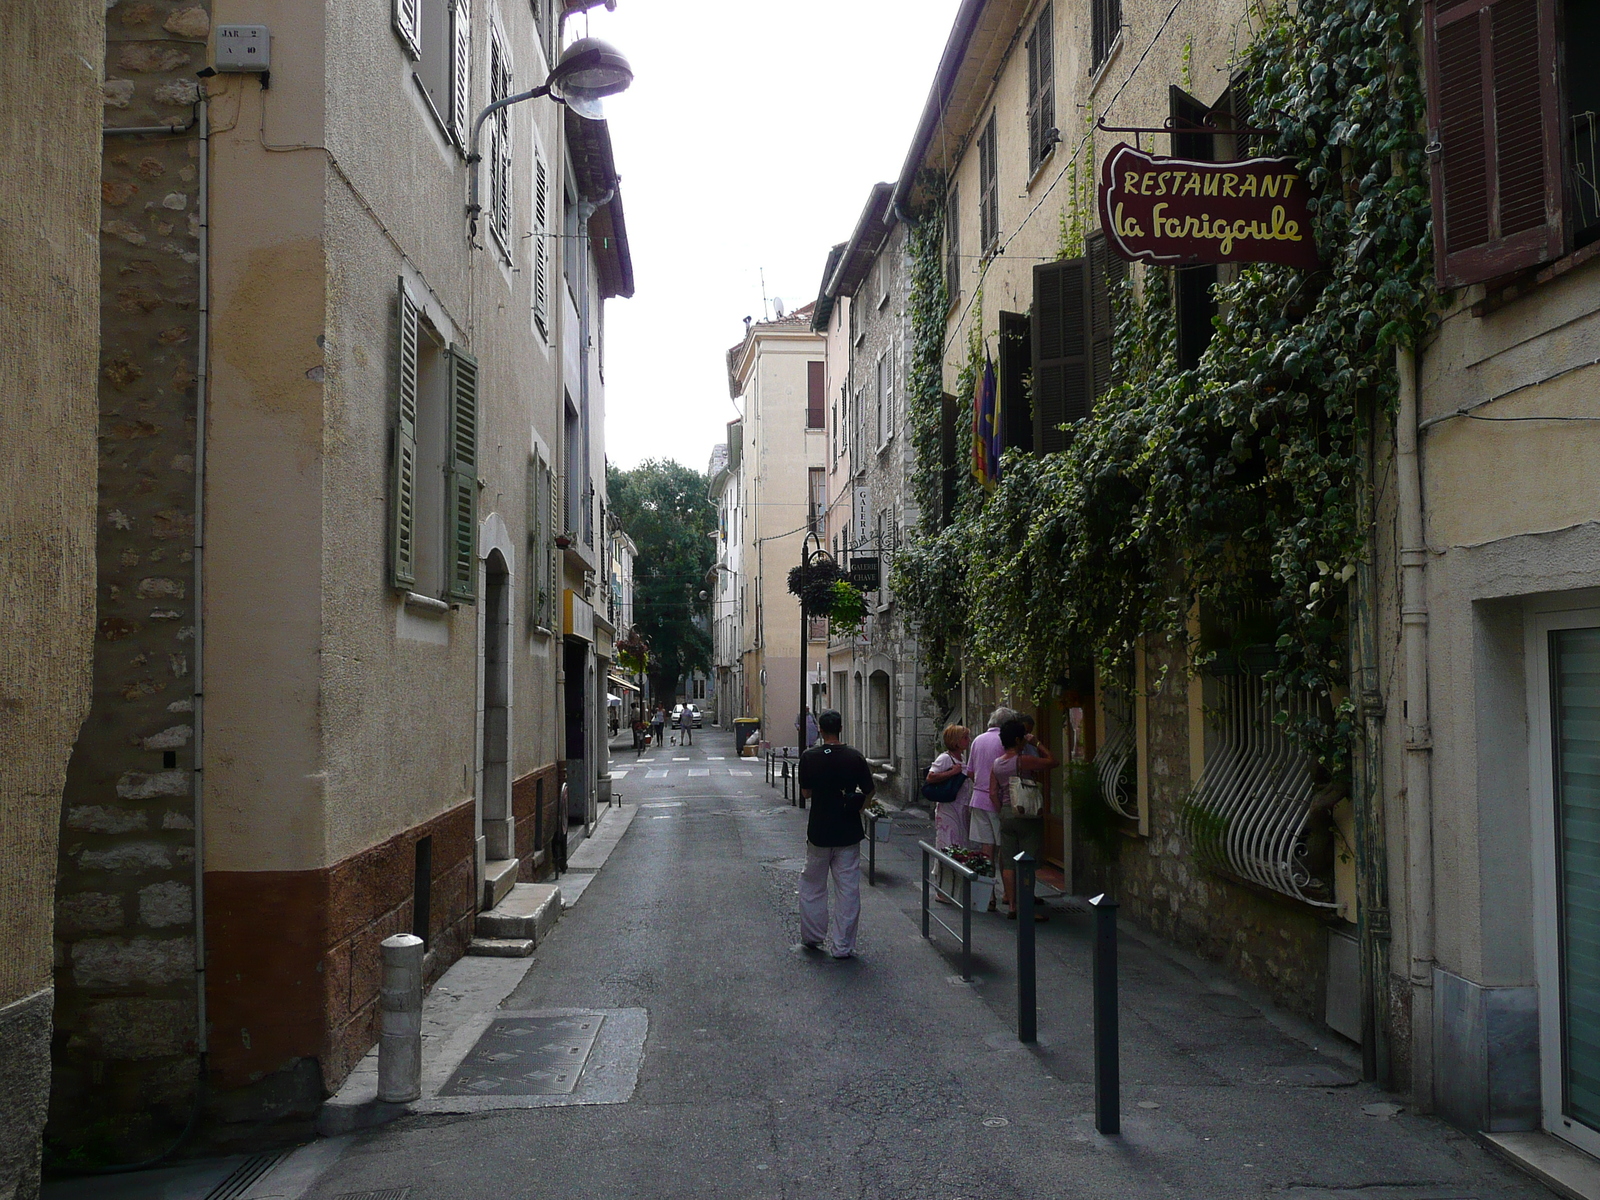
[607,459,715,701]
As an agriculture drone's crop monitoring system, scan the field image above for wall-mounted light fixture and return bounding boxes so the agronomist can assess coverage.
[467,37,633,236]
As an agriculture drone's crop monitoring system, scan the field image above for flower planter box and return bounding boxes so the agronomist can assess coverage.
[967,875,995,910]
[871,818,891,842]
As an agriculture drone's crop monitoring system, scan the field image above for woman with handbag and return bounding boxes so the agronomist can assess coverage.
[989,717,1055,920]
[923,725,971,904]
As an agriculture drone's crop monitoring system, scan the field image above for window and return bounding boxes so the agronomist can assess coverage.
[808,468,826,534]
[998,311,1032,454]
[392,278,477,601]
[1424,0,1596,286]
[978,112,999,252]
[807,360,825,429]
[564,182,581,302]
[403,0,471,146]
[1092,0,1121,74]
[945,183,961,301]
[563,398,581,535]
[875,353,889,448]
[532,147,550,337]
[1030,229,1124,452]
[1026,3,1056,173]
[1170,86,1219,367]
[531,0,555,68]
[487,25,513,257]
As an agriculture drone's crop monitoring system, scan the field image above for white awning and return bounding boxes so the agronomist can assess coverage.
[607,693,623,706]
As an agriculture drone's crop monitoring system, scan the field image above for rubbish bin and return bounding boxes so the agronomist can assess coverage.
[733,718,761,758]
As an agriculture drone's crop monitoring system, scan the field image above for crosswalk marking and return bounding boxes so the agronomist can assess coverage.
[646,770,668,779]
[688,769,710,777]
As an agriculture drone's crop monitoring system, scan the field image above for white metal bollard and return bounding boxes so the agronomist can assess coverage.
[378,933,424,1103]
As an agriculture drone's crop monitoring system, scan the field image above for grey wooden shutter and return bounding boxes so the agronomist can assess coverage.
[1086,229,1125,399]
[451,0,472,146]
[1425,0,1564,286]
[546,463,559,626]
[1027,3,1054,172]
[489,31,512,254]
[391,278,420,590]
[533,151,550,336]
[393,0,421,60]
[1031,256,1089,453]
[446,346,479,602]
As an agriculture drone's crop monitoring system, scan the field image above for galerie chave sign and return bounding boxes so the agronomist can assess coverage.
[1098,142,1320,269]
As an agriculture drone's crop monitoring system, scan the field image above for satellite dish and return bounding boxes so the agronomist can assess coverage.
[772,297,785,318]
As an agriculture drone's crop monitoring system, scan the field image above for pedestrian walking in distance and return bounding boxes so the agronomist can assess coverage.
[797,709,874,958]
[678,704,693,746]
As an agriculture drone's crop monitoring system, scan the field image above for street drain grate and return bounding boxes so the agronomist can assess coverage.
[440,1014,605,1096]
[204,1150,292,1199]
[335,1191,410,1200]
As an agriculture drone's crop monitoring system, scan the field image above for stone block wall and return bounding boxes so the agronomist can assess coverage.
[1078,638,1331,1022]
[47,0,208,1166]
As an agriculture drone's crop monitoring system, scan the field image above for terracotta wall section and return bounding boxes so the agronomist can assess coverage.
[513,764,560,879]
[205,798,474,1096]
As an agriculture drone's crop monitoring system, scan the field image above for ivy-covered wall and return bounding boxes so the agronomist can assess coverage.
[892,0,1434,1042]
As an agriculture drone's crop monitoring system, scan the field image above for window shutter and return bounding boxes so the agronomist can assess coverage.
[489,32,512,254]
[1424,0,1563,286]
[945,183,961,299]
[391,278,420,590]
[1031,256,1089,454]
[1027,4,1054,171]
[450,0,472,147]
[393,0,421,60]
[807,360,824,429]
[1086,229,1125,399]
[533,151,550,336]
[446,346,479,602]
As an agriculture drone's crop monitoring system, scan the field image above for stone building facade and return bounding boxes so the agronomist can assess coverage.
[51,0,632,1161]
[0,4,104,1196]
[812,186,939,805]
[889,0,1350,1035]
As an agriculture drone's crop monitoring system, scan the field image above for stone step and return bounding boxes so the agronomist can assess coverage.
[482,857,519,911]
[466,936,535,958]
[476,882,562,944]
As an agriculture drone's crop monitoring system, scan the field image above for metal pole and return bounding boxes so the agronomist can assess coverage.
[1090,894,1119,1134]
[378,933,424,1103]
[868,818,877,887]
[922,845,931,938]
[962,875,973,982]
[1016,852,1036,1043]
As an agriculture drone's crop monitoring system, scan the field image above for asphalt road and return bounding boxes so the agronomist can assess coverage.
[296,731,1552,1200]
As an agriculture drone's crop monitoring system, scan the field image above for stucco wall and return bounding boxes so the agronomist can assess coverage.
[1,2,104,1191]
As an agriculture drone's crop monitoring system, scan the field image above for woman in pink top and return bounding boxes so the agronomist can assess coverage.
[925,724,971,904]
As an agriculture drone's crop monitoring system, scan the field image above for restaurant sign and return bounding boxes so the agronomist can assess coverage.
[1098,142,1319,269]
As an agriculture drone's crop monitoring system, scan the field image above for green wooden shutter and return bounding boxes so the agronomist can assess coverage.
[1031,256,1089,453]
[1086,229,1125,401]
[391,278,420,590]
[446,346,479,602]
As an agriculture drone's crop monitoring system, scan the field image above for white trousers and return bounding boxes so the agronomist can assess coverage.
[799,842,861,956]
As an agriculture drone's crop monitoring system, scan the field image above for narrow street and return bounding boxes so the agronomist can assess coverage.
[265,730,1548,1200]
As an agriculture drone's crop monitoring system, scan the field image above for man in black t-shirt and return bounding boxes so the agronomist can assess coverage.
[796,709,875,958]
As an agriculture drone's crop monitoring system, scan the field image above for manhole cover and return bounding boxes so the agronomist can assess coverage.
[440,1014,604,1096]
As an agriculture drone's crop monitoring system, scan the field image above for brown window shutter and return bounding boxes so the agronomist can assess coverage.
[1031,257,1089,454]
[1086,229,1125,399]
[1425,0,1564,286]
[807,360,825,429]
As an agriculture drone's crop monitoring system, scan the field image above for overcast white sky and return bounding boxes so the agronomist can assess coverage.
[578,1,963,472]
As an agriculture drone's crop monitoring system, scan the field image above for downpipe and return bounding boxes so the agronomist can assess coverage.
[1396,342,1434,1108]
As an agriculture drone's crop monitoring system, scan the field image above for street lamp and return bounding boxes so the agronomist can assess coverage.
[797,527,832,756]
[467,36,634,235]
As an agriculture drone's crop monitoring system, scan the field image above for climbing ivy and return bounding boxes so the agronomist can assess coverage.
[894,0,1435,773]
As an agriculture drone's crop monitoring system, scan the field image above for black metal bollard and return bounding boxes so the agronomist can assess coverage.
[868,817,877,886]
[1090,893,1120,1134]
[1015,852,1036,1043]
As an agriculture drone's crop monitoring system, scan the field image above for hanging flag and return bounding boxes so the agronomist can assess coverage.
[972,352,1000,490]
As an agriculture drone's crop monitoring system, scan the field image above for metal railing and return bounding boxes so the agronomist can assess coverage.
[766,747,799,804]
[919,841,976,981]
